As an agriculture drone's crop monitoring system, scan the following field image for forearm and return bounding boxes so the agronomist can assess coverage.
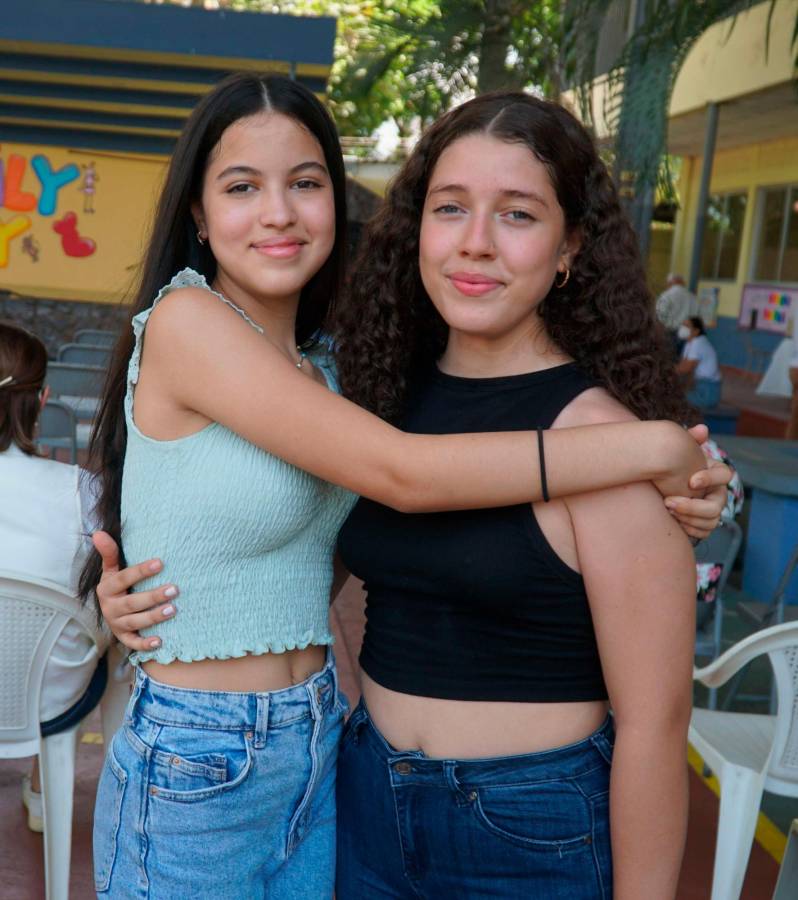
[609,724,690,900]
[391,419,698,513]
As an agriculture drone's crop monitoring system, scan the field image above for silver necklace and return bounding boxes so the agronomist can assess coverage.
[212,283,306,369]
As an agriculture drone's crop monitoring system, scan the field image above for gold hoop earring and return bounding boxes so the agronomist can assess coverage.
[555,268,570,289]
[196,230,205,245]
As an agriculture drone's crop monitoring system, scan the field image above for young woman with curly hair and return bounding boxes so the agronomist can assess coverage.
[92,80,728,897]
[332,92,701,900]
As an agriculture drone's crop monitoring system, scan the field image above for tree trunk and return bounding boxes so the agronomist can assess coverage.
[476,0,515,92]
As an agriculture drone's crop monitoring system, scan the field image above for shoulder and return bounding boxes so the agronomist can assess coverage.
[146,285,258,354]
[551,385,637,429]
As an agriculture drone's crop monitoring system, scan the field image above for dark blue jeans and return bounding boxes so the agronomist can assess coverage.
[336,700,614,899]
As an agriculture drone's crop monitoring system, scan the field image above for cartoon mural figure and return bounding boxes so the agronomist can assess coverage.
[21,234,40,262]
[80,162,98,213]
[53,212,96,258]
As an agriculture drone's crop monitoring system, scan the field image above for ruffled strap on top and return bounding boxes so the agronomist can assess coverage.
[125,268,263,420]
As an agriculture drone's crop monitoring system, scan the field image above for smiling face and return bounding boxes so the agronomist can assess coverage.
[419,132,579,349]
[192,111,335,309]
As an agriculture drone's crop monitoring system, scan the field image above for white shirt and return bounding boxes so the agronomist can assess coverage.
[0,445,110,719]
[656,284,698,331]
[682,334,721,382]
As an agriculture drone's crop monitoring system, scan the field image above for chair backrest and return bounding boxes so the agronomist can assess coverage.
[57,343,111,367]
[46,362,105,399]
[0,573,85,759]
[696,621,798,793]
[75,329,115,347]
[768,642,798,791]
[38,399,78,464]
[694,519,744,600]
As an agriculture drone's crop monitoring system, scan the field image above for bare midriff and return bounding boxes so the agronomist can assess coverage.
[142,644,327,692]
[361,672,609,759]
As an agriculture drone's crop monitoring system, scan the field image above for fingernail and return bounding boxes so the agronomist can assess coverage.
[148,638,161,648]
[665,500,677,509]
[164,586,177,598]
[162,605,175,617]
[148,560,162,573]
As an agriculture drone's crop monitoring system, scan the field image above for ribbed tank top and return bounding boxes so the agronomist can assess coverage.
[338,362,609,702]
[122,269,356,665]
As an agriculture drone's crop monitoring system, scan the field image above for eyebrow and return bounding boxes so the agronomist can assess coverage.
[216,160,328,181]
[428,182,549,208]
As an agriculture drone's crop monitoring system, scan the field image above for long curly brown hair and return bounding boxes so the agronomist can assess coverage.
[335,91,694,427]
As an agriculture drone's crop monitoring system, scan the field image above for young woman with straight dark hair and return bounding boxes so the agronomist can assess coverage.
[86,74,729,897]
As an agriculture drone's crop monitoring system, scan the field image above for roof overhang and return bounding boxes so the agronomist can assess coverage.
[667,80,798,158]
[0,0,336,155]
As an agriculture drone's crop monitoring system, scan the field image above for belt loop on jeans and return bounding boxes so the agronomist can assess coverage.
[125,668,145,725]
[253,694,269,749]
[444,761,472,808]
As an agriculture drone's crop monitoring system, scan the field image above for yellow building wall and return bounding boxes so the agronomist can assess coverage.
[670,0,798,117]
[0,142,166,304]
[670,134,798,319]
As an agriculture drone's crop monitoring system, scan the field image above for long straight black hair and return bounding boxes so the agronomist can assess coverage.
[79,72,348,607]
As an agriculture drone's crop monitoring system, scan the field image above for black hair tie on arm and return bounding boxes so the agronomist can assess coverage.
[537,427,550,503]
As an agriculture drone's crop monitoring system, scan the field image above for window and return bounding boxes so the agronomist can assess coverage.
[753,185,798,283]
[700,192,747,280]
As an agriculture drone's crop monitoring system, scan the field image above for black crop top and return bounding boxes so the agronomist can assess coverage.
[337,362,609,703]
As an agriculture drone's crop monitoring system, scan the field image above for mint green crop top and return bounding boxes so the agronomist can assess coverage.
[122,269,356,665]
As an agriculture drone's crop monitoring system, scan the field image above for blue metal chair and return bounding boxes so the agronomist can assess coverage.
[74,329,116,347]
[38,400,78,464]
[694,520,744,710]
[57,343,111,367]
[46,362,105,421]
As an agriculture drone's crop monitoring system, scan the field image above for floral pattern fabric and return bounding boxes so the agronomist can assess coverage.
[695,440,744,604]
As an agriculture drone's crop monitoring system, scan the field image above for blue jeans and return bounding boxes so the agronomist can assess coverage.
[336,700,614,900]
[688,378,722,409]
[94,651,347,899]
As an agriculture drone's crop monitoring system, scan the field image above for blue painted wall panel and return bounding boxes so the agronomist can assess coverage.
[706,314,784,369]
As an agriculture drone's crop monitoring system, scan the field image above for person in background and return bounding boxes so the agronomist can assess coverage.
[0,321,110,832]
[656,273,698,357]
[677,316,722,410]
[787,314,798,440]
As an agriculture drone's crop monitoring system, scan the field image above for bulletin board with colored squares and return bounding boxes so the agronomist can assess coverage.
[738,284,797,334]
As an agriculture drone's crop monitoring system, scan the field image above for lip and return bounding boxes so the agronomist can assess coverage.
[252,237,306,259]
[447,272,503,297]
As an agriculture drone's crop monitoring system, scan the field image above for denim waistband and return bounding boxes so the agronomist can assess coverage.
[349,699,614,785]
[127,648,340,738]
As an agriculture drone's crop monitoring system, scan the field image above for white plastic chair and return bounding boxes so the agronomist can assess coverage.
[0,572,129,900]
[689,620,798,900]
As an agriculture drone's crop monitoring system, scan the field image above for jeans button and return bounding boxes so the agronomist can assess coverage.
[393,761,412,775]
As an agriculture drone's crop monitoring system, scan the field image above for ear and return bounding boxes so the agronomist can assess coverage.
[190,201,206,238]
[559,227,582,272]
[40,385,51,409]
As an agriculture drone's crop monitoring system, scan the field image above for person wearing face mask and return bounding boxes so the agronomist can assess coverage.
[677,316,722,409]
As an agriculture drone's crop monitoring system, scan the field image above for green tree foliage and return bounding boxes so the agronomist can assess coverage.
[236,1,561,136]
[564,0,798,196]
[140,1,560,136]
